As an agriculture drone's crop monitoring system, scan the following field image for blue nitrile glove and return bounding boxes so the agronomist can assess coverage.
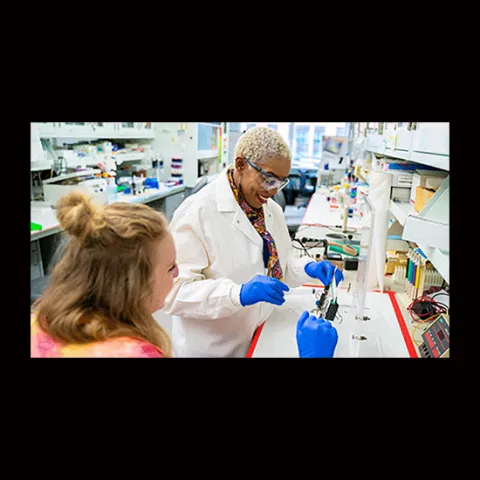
[296,311,339,358]
[240,274,290,307]
[304,260,344,287]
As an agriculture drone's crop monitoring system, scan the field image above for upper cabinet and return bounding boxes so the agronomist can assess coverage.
[365,122,449,171]
[33,122,156,140]
[115,122,155,139]
[387,122,414,160]
[410,122,449,171]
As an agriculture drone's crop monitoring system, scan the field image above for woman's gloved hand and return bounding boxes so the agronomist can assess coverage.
[296,311,339,358]
[304,260,344,287]
[240,275,290,307]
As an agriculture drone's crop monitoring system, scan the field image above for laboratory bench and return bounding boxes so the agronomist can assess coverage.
[246,258,422,358]
[247,191,426,358]
[30,185,186,280]
[153,212,424,358]
[153,190,429,358]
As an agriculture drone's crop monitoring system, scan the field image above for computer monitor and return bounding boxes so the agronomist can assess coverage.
[323,136,348,156]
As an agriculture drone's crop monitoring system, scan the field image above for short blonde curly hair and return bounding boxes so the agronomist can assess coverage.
[234,126,291,166]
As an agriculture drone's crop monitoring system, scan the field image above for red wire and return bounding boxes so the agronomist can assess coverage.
[407,295,447,322]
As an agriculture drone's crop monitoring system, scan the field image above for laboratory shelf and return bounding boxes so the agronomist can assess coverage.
[417,243,449,284]
[389,200,417,227]
[365,147,449,171]
[197,150,219,159]
[402,215,449,251]
[110,131,155,139]
[31,163,53,171]
[112,152,146,163]
[409,151,449,171]
[383,149,410,161]
[39,129,155,140]
[401,214,449,284]
[78,153,146,165]
[366,146,386,157]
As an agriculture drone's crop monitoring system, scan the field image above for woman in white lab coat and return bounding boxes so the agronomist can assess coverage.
[163,126,343,357]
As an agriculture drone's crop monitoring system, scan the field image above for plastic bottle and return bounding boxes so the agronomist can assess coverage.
[343,182,351,204]
[107,175,117,204]
[131,175,136,196]
[331,185,342,204]
[152,154,165,184]
[159,159,165,183]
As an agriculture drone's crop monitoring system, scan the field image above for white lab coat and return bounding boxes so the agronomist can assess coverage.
[163,169,312,357]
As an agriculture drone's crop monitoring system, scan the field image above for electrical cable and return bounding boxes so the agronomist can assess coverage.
[304,240,327,250]
[412,313,440,346]
[292,238,311,257]
[408,295,448,323]
[430,291,449,298]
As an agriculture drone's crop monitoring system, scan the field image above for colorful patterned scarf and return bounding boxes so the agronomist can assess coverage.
[227,167,283,281]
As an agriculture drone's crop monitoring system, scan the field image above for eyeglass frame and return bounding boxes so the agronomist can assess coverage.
[243,157,290,191]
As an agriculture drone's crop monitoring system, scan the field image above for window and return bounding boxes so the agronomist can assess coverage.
[267,124,278,131]
[294,125,310,158]
[246,123,256,130]
[312,127,325,158]
[293,123,348,159]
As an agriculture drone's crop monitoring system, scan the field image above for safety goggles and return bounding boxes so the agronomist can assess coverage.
[244,157,290,191]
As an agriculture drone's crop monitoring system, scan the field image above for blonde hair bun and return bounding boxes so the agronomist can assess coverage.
[56,191,105,240]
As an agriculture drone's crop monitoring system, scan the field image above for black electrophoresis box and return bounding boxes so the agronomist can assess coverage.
[419,314,450,358]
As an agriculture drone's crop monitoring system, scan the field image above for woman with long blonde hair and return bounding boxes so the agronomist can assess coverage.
[31,191,178,357]
[31,189,338,358]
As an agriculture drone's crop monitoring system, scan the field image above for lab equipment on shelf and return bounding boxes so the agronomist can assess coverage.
[170,157,184,185]
[42,170,109,205]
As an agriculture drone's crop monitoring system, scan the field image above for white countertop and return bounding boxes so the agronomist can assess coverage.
[301,192,364,229]
[31,184,185,241]
[251,286,412,358]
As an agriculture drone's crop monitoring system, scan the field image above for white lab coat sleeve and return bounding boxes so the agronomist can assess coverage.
[283,249,313,288]
[162,197,243,321]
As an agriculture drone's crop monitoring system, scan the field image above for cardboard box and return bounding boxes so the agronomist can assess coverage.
[389,170,413,202]
[414,186,436,212]
[410,170,449,206]
[390,170,414,187]
[385,251,408,275]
